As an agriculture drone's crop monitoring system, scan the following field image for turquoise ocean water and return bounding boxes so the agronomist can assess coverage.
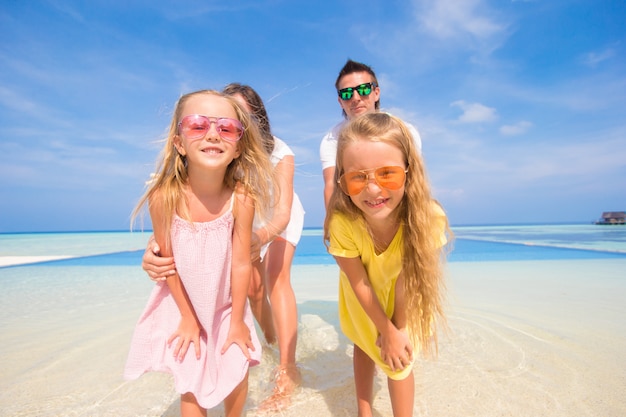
[1,223,625,268]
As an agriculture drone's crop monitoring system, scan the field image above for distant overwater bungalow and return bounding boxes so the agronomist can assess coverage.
[595,211,626,225]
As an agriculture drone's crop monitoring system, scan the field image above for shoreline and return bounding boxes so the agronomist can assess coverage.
[0,255,76,267]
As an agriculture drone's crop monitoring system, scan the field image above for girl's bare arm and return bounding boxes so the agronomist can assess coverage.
[223,191,256,358]
[334,256,412,371]
[149,194,201,361]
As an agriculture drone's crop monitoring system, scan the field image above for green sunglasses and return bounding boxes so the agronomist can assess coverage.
[337,82,377,101]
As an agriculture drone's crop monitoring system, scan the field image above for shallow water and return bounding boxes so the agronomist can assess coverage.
[3,224,625,268]
[1,225,625,416]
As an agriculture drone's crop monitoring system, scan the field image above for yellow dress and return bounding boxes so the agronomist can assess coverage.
[328,212,410,379]
[328,206,447,380]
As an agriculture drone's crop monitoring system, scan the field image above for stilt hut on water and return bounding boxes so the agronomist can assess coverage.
[595,211,626,225]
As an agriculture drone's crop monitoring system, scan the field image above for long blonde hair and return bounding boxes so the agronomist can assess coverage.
[132,89,274,252]
[323,112,452,356]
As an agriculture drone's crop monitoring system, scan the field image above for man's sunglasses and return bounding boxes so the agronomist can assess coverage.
[337,82,378,101]
[338,166,408,196]
[178,114,244,142]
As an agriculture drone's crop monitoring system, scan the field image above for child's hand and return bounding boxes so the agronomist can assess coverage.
[377,327,414,372]
[221,320,255,360]
[168,318,201,362]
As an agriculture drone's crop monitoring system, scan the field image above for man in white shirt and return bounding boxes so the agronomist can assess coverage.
[320,59,421,207]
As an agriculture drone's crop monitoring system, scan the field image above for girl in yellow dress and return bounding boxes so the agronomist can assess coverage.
[323,112,452,417]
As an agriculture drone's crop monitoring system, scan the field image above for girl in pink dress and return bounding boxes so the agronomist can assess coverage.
[124,90,274,417]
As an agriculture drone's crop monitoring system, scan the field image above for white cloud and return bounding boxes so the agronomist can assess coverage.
[451,100,497,123]
[47,0,85,23]
[581,47,616,68]
[416,0,505,41]
[500,121,533,136]
[0,85,72,128]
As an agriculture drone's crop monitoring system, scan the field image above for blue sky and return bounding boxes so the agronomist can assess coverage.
[1,0,625,232]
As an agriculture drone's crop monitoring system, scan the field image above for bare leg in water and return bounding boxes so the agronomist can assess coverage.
[258,238,300,411]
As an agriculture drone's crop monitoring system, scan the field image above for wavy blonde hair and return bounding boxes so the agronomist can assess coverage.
[323,112,452,356]
[132,89,274,252]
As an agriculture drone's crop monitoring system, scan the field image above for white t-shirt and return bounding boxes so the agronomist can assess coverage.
[319,116,422,170]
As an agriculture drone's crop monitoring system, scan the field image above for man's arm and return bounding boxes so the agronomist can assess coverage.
[323,166,336,209]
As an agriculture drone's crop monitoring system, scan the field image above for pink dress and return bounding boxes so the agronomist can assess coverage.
[124,196,261,409]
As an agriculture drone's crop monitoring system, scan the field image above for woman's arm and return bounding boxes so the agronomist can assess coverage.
[254,155,294,248]
[142,234,176,281]
[149,194,201,361]
[222,190,256,358]
[334,256,412,371]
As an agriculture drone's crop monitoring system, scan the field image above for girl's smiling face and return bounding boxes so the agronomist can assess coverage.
[341,138,406,223]
[174,94,242,169]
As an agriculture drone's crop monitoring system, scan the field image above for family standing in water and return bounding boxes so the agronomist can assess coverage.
[128,59,452,417]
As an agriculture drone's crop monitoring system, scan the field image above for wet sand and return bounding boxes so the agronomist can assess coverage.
[1,259,625,416]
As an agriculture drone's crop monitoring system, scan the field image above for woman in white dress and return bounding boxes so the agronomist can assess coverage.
[222,83,304,412]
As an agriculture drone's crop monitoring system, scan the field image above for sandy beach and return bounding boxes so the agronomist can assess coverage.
[1,259,625,416]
